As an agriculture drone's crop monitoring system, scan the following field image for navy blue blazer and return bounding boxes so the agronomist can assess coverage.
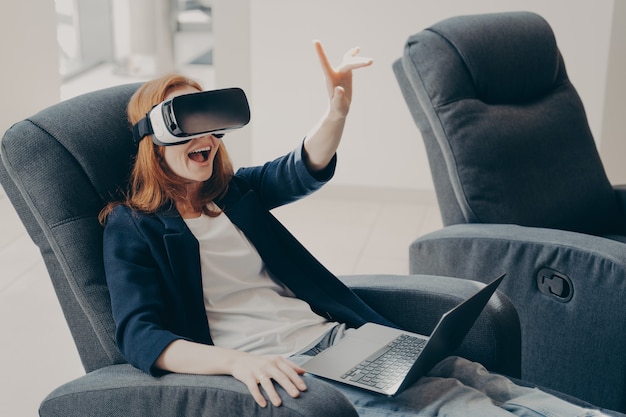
[103,146,394,375]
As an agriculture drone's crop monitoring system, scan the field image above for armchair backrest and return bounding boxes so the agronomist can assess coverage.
[0,83,141,372]
[393,11,624,236]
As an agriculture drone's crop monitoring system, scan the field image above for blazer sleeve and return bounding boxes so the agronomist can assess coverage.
[233,141,337,210]
[103,206,189,375]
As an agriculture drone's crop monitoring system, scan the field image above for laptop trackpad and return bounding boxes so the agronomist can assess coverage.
[302,336,383,378]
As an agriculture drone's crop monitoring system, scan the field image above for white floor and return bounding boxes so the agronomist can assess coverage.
[0,29,442,416]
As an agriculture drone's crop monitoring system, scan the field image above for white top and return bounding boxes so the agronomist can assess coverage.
[184,212,336,356]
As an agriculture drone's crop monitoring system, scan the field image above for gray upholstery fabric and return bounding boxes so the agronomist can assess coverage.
[0,85,138,372]
[409,225,626,411]
[394,11,624,236]
[39,364,358,417]
[0,83,140,371]
[393,12,626,412]
[1,84,523,415]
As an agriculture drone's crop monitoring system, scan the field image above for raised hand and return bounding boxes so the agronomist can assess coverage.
[314,40,373,118]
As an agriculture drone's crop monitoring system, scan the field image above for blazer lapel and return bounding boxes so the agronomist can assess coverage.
[159,209,202,285]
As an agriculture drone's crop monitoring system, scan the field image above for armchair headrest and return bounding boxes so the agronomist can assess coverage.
[428,12,561,104]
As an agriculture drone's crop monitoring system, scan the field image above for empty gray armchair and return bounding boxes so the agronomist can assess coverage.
[0,83,522,415]
[393,11,626,412]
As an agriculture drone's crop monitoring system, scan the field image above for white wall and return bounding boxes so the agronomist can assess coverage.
[0,1,59,199]
[0,1,620,192]
[214,0,616,191]
[600,0,626,185]
[212,0,253,168]
[0,1,60,137]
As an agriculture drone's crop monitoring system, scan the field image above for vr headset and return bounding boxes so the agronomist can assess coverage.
[132,87,250,146]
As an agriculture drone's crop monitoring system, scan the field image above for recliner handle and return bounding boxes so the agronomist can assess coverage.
[537,268,573,302]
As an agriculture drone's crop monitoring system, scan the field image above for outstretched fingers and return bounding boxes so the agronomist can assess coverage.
[315,40,373,76]
[340,46,373,72]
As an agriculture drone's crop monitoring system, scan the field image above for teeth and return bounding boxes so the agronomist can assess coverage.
[188,146,212,163]
[189,147,211,154]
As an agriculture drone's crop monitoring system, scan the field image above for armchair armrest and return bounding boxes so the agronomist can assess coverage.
[40,364,357,417]
[340,274,521,378]
[408,224,626,410]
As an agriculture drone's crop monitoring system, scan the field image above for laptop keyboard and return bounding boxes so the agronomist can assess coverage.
[340,334,427,390]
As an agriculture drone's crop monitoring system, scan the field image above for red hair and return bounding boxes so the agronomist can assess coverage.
[99,74,234,223]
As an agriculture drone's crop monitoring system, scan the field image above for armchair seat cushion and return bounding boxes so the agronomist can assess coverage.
[39,364,358,417]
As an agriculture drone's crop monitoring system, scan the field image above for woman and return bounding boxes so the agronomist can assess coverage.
[101,41,607,416]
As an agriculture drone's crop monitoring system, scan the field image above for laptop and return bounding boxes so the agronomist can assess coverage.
[301,273,505,396]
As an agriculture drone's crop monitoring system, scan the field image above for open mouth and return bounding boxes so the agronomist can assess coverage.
[188,147,211,163]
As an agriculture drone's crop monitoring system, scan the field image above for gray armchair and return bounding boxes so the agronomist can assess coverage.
[393,11,626,412]
[0,83,521,416]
